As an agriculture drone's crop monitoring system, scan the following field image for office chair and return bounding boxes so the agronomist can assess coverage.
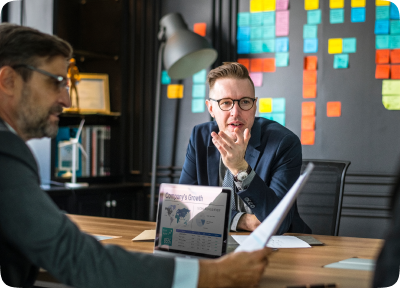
[297,159,351,236]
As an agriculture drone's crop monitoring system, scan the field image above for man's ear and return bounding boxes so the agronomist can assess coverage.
[205,99,214,118]
[0,66,18,96]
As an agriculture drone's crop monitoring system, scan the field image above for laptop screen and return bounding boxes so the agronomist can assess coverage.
[154,184,231,258]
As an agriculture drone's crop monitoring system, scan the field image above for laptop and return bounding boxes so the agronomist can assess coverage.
[153,184,232,259]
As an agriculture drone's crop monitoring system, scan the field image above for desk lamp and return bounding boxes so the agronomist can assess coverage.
[150,13,218,220]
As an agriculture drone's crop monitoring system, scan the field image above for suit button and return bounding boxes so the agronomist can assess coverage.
[250,205,255,208]
[244,197,250,201]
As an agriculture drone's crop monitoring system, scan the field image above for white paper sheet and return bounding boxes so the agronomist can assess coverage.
[132,230,156,241]
[232,235,311,248]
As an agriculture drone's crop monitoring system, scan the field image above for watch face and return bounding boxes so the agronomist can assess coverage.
[237,171,248,181]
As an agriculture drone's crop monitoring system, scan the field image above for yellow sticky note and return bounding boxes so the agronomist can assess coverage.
[263,0,276,11]
[259,98,272,113]
[351,0,366,7]
[376,0,390,6]
[250,0,263,12]
[330,0,344,9]
[383,95,400,110]
[328,38,343,54]
[305,0,319,10]
[167,84,184,99]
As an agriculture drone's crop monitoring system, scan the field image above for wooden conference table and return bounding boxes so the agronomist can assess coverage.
[36,215,384,288]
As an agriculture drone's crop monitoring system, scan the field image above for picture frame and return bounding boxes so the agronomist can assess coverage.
[64,73,111,114]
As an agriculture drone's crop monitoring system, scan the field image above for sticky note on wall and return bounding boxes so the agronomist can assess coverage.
[383,95,400,110]
[259,98,273,113]
[275,52,289,67]
[237,13,250,26]
[375,20,390,34]
[391,49,400,63]
[276,0,289,10]
[328,38,343,54]
[276,11,290,36]
[376,35,390,49]
[192,84,206,98]
[161,70,171,84]
[302,101,316,116]
[391,65,400,79]
[250,72,263,87]
[264,0,276,11]
[303,25,318,38]
[301,116,316,130]
[305,0,319,10]
[307,10,321,24]
[250,58,263,72]
[167,84,184,99]
[304,56,318,70]
[304,38,318,53]
[376,0,390,6]
[272,98,286,112]
[250,0,263,12]
[351,0,366,7]
[327,101,341,117]
[192,99,205,113]
[333,54,349,69]
[237,58,250,71]
[330,0,344,8]
[193,69,207,83]
[301,130,315,145]
[303,70,317,84]
[330,9,344,24]
[342,38,357,53]
[376,64,391,78]
[303,84,317,98]
[351,7,366,22]
[376,49,390,63]
[193,23,207,37]
[263,58,276,72]
[376,6,390,20]
[382,79,400,94]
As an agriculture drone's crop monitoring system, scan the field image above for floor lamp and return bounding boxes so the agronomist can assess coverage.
[150,13,218,221]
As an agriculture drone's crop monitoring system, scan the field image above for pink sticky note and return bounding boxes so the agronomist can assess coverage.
[276,0,289,10]
[250,72,263,87]
[276,11,290,36]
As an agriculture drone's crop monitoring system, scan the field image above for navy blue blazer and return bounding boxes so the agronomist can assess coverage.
[179,117,311,234]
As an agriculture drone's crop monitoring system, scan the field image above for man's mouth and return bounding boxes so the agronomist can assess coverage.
[228,122,244,128]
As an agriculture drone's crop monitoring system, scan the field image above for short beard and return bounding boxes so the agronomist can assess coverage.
[16,84,63,139]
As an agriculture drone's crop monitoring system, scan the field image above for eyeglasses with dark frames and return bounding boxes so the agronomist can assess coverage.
[209,97,256,111]
[12,64,69,91]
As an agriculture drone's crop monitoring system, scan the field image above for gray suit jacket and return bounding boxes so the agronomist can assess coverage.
[0,119,175,288]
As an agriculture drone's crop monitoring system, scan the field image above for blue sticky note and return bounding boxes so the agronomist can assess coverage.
[250,40,263,53]
[375,20,390,34]
[390,2,400,20]
[237,27,250,40]
[192,99,205,113]
[272,98,286,112]
[161,70,171,84]
[259,113,274,120]
[303,24,318,39]
[391,21,400,34]
[192,84,206,98]
[390,35,400,48]
[307,9,321,25]
[304,38,318,53]
[272,113,285,126]
[193,69,207,83]
[250,27,263,40]
[237,12,250,26]
[275,52,289,67]
[342,38,357,53]
[376,35,390,49]
[275,37,289,52]
[262,12,275,25]
[333,54,349,69]
[237,41,250,54]
[351,7,366,22]
[262,39,275,52]
[250,13,263,26]
[376,6,390,20]
[262,25,275,39]
[330,9,344,24]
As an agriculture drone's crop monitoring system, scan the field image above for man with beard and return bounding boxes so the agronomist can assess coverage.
[0,24,270,288]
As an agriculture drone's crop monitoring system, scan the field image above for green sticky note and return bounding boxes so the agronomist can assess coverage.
[250,40,263,53]
[390,35,400,48]
[262,25,275,39]
[193,69,207,83]
[272,113,285,126]
[250,13,263,26]
[343,38,357,53]
[376,35,390,49]
[383,95,400,110]
[303,24,318,39]
[192,84,206,98]
[250,27,263,40]
[330,9,344,24]
[275,52,289,67]
[237,12,250,26]
[192,99,205,113]
[263,39,275,52]
[383,80,400,95]
[391,21,400,35]
[376,6,390,20]
[259,113,274,120]
[307,9,321,24]
[262,12,275,25]
[272,98,286,112]
[333,54,349,69]
[161,70,171,84]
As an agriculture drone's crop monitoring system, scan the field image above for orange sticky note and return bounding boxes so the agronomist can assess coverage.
[303,84,317,98]
[263,58,276,72]
[301,116,316,130]
[376,49,390,64]
[304,56,318,70]
[238,58,250,71]
[193,23,207,37]
[167,84,184,99]
[250,58,263,72]
[391,65,400,79]
[375,64,390,79]
[301,130,315,145]
[303,70,317,84]
[327,101,341,117]
[391,49,400,64]
[302,102,316,116]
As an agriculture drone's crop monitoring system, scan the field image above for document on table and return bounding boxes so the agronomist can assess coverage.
[231,235,311,248]
[132,230,156,241]
[324,257,376,271]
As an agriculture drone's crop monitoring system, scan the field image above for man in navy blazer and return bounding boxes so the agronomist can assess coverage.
[179,62,310,234]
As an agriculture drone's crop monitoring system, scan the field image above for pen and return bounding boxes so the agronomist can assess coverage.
[286,283,337,288]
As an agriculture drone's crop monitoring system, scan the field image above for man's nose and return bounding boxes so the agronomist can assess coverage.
[230,101,241,116]
[60,88,71,108]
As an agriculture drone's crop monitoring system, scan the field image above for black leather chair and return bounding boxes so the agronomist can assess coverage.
[297,159,351,236]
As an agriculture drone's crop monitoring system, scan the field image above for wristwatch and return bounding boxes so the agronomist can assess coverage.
[233,164,252,182]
